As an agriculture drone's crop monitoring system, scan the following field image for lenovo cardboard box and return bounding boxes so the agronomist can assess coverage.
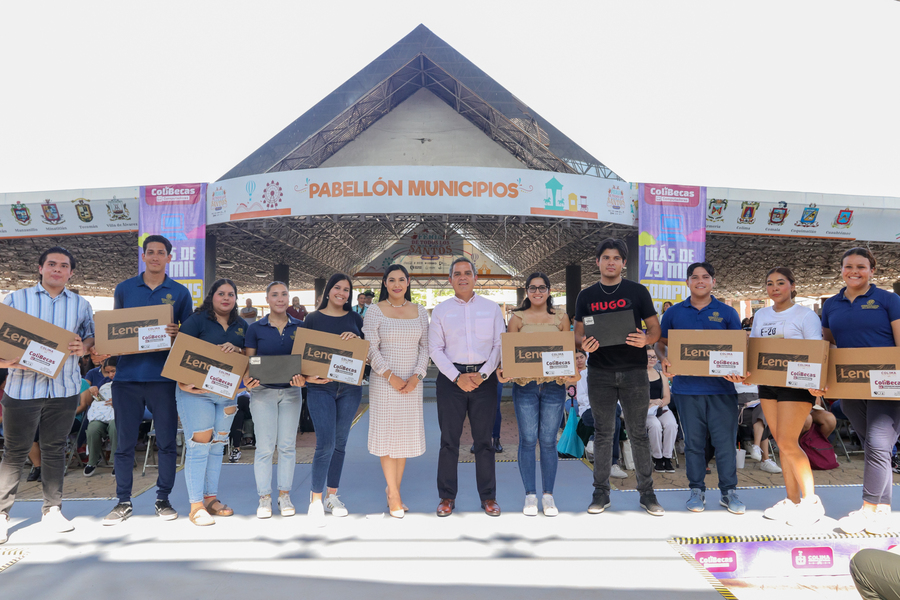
[161,333,249,399]
[826,347,900,400]
[0,302,78,379]
[667,329,749,377]
[291,328,370,386]
[93,305,174,356]
[501,331,577,380]
[745,338,830,388]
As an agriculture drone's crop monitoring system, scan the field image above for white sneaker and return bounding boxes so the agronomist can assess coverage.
[787,495,826,527]
[763,498,797,521]
[839,506,890,535]
[749,445,763,462]
[308,494,325,527]
[585,440,594,461]
[610,464,628,479]
[0,514,8,544]
[760,458,782,474]
[42,506,74,533]
[257,495,272,519]
[324,493,348,517]
[278,494,296,517]
[523,494,538,516]
[542,494,559,517]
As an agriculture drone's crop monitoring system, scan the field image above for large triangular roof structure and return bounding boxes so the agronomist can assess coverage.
[220,24,618,181]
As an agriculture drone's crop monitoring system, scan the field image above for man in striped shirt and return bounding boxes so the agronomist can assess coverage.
[0,247,95,544]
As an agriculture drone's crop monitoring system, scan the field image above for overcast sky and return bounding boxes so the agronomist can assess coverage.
[1,0,897,198]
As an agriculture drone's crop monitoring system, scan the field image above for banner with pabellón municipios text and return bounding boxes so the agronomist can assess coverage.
[638,183,706,312]
[0,187,139,239]
[138,183,206,307]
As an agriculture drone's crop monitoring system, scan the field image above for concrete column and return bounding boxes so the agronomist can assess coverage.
[565,264,582,318]
[624,234,639,282]
[516,287,526,307]
[274,263,289,288]
[204,234,216,296]
[314,277,327,306]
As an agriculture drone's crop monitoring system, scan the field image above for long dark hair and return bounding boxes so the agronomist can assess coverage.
[317,273,352,311]
[765,267,797,299]
[195,278,239,325]
[378,264,413,303]
[513,272,554,314]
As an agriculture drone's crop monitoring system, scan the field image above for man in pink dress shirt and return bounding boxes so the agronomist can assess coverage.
[429,258,505,517]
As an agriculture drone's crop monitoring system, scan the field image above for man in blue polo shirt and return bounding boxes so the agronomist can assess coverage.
[0,246,94,544]
[98,235,193,525]
[656,262,746,515]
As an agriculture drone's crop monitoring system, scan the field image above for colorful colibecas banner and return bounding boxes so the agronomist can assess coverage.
[638,183,707,312]
[138,183,206,307]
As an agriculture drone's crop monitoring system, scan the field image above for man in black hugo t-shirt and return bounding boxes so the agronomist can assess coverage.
[574,238,664,516]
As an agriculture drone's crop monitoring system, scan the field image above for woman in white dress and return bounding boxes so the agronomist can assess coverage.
[362,264,429,518]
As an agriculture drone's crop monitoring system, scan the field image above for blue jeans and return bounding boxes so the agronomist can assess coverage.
[513,381,566,494]
[250,386,303,496]
[306,381,362,493]
[672,393,738,493]
[176,388,237,504]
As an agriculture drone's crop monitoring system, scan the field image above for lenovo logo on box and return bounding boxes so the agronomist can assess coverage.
[107,319,161,340]
[179,352,231,375]
[680,344,732,361]
[0,322,59,351]
[514,345,563,363]
[836,364,897,383]
[757,353,810,371]
[303,343,352,365]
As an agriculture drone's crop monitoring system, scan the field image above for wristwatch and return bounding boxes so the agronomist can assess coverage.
[480,372,489,381]
[416,373,424,381]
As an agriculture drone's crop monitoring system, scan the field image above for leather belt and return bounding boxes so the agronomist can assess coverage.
[453,362,485,373]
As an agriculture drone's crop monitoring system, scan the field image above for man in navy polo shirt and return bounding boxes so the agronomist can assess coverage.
[656,262,746,515]
[98,235,193,525]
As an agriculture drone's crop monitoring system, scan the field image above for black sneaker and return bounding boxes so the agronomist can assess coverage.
[103,502,133,526]
[155,499,178,521]
[587,490,611,514]
[653,458,666,472]
[27,467,41,482]
[228,447,242,463]
[83,464,97,477]
[493,438,504,453]
[640,492,665,516]
[663,457,675,473]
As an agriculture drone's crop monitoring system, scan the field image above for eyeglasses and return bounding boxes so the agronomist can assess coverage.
[527,285,549,293]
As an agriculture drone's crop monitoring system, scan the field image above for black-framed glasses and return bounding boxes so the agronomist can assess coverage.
[527,285,549,293]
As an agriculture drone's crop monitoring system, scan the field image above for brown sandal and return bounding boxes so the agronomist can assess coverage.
[189,506,215,526]
[205,499,233,516]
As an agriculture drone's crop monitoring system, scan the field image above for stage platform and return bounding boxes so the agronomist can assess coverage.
[0,403,894,599]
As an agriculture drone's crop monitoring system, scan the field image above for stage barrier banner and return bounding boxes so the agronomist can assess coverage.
[638,183,706,312]
[0,186,139,239]
[207,166,637,227]
[138,183,206,307]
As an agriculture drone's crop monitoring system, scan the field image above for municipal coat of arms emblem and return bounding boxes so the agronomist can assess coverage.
[832,207,854,229]
[72,198,93,222]
[795,203,820,228]
[737,201,760,225]
[707,199,727,221]
[11,202,31,225]
[107,196,131,221]
[40,199,65,225]
[768,201,789,225]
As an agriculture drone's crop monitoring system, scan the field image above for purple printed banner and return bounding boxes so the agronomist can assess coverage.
[638,183,706,312]
[138,183,206,307]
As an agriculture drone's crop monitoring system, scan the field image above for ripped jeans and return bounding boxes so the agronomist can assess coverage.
[176,387,237,504]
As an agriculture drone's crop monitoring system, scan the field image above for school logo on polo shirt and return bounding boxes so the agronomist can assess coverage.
[161,294,175,305]
[708,311,723,323]
[861,299,880,310]
[236,327,245,337]
[290,330,296,341]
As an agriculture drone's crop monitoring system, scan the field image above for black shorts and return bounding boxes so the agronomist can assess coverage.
[757,385,815,404]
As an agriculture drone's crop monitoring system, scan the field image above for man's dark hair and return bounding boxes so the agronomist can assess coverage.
[449,257,476,277]
[142,235,173,255]
[595,238,627,261]
[364,291,376,297]
[686,262,715,278]
[39,246,76,271]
